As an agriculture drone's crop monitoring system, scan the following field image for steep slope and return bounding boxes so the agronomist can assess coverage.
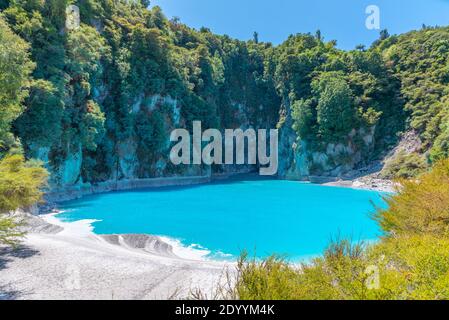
[0,1,446,190]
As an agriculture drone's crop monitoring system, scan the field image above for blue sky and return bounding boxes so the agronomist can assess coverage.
[150,0,449,50]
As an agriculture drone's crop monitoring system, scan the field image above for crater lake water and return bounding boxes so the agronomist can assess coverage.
[56,178,387,260]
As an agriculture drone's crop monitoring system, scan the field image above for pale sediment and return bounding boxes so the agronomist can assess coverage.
[321,178,395,193]
[0,212,230,300]
[284,175,395,193]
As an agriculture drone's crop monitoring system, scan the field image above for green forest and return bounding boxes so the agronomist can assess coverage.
[0,0,447,188]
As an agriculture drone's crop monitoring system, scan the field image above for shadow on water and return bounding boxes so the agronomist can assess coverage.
[60,173,278,209]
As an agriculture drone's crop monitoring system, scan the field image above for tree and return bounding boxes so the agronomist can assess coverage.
[291,99,315,139]
[14,80,64,149]
[0,154,48,246]
[170,16,181,25]
[430,124,449,162]
[379,29,390,40]
[313,73,356,139]
[65,25,108,154]
[253,31,259,44]
[0,17,35,151]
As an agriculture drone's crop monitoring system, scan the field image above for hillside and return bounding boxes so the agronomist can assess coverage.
[0,1,447,189]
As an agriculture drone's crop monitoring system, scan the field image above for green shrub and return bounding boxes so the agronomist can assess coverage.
[226,159,449,300]
[314,73,357,140]
[381,151,429,179]
[235,253,302,300]
[231,236,449,300]
[374,158,449,237]
[0,154,48,245]
[371,235,449,300]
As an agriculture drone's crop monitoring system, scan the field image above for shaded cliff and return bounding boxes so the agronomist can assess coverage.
[0,1,447,189]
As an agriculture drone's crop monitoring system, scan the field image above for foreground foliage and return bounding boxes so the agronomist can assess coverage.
[228,159,449,300]
[0,16,48,246]
[0,155,48,245]
[374,159,449,237]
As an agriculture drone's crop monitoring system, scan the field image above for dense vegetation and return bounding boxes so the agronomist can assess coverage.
[280,33,403,151]
[380,27,449,162]
[0,0,281,185]
[0,155,48,245]
[0,0,446,186]
[220,159,449,300]
[0,14,47,245]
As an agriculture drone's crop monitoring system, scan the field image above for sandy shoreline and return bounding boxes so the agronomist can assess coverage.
[321,178,395,193]
[0,212,230,300]
[0,175,392,300]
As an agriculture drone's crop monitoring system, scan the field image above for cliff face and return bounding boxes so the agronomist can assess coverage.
[7,4,391,190]
[6,2,445,190]
[43,95,377,190]
[277,100,377,180]
[278,128,376,179]
[41,91,262,190]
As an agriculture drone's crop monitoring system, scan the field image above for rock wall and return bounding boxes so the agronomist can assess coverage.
[41,91,264,191]
[38,87,379,191]
[46,175,212,202]
[277,105,377,180]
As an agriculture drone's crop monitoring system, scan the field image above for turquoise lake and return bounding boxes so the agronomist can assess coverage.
[56,178,386,260]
